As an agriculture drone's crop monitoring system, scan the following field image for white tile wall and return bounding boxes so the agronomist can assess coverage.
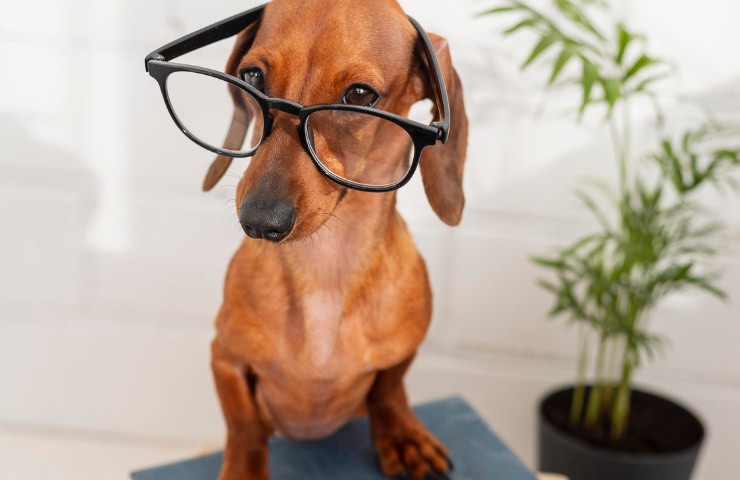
[1,0,739,479]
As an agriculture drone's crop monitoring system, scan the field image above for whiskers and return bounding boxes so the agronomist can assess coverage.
[315,209,347,240]
[312,209,352,266]
[223,197,237,211]
[218,191,241,232]
[291,228,319,249]
[222,196,238,223]
[287,208,346,250]
[319,209,347,227]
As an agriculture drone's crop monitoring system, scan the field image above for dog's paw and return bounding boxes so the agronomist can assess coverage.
[373,422,452,479]
[218,465,268,480]
[218,448,269,480]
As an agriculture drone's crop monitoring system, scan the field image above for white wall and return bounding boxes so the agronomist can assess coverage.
[1,0,739,479]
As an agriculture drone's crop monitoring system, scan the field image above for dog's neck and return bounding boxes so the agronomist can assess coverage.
[280,190,399,293]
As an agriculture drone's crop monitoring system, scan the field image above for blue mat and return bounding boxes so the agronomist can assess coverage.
[131,396,536,480]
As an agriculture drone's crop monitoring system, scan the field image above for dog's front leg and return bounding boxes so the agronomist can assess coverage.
[367,355,452,479]
[211,339,270,480]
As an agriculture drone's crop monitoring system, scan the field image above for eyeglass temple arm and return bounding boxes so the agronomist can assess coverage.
[407,16,451,143]
[144,3,267,71]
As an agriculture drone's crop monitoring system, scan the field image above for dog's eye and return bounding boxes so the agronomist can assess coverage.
[241,68,265,92]
[343,85,380,107]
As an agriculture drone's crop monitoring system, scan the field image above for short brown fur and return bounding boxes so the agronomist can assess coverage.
[208,1,468,478]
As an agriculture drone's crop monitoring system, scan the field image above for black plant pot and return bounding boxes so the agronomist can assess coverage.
[538,385,705,480]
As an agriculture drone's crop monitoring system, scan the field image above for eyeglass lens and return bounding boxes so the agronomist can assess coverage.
[306,110,414,187]
[166,71,264,155]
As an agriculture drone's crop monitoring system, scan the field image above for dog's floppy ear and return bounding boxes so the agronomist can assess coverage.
[203,21,261,192]
[415,33,468,226]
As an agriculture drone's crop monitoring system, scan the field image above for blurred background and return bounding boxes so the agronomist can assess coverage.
[0,0,738,479]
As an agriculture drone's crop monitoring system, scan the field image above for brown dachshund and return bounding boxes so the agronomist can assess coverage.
[204,1,468,478]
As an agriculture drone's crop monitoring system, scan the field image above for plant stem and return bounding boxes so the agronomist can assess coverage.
[622,100,632,192]
[584,334,608,431]
[570,325,589,428]
[606,92,636,442]
[602,337,619,410]
[611,347,633,440]
[609,102,632,197]
[611,303,639,440]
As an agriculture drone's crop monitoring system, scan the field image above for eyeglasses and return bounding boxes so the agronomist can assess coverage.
[144,3,451,192]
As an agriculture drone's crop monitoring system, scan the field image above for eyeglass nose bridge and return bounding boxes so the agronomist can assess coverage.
[266,97,304,116]
[261,97,306,144]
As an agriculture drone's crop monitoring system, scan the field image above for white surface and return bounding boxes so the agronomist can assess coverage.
[538,475,568,480]
[1,0,739,479]
[0,427,202,480]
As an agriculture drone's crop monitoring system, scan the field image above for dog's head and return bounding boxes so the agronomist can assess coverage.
[204,0,468,242]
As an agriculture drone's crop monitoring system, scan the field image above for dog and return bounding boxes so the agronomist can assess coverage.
[204,1,468,478]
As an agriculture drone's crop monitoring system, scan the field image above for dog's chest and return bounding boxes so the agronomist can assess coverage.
[300,291,344,370]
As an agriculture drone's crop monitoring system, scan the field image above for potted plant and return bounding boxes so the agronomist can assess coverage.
[480,1,740,479]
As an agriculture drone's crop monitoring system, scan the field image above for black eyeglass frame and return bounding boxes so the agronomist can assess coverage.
[144,3,451,193]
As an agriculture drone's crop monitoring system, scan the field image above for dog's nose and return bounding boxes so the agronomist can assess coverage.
[239,196,296,243]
